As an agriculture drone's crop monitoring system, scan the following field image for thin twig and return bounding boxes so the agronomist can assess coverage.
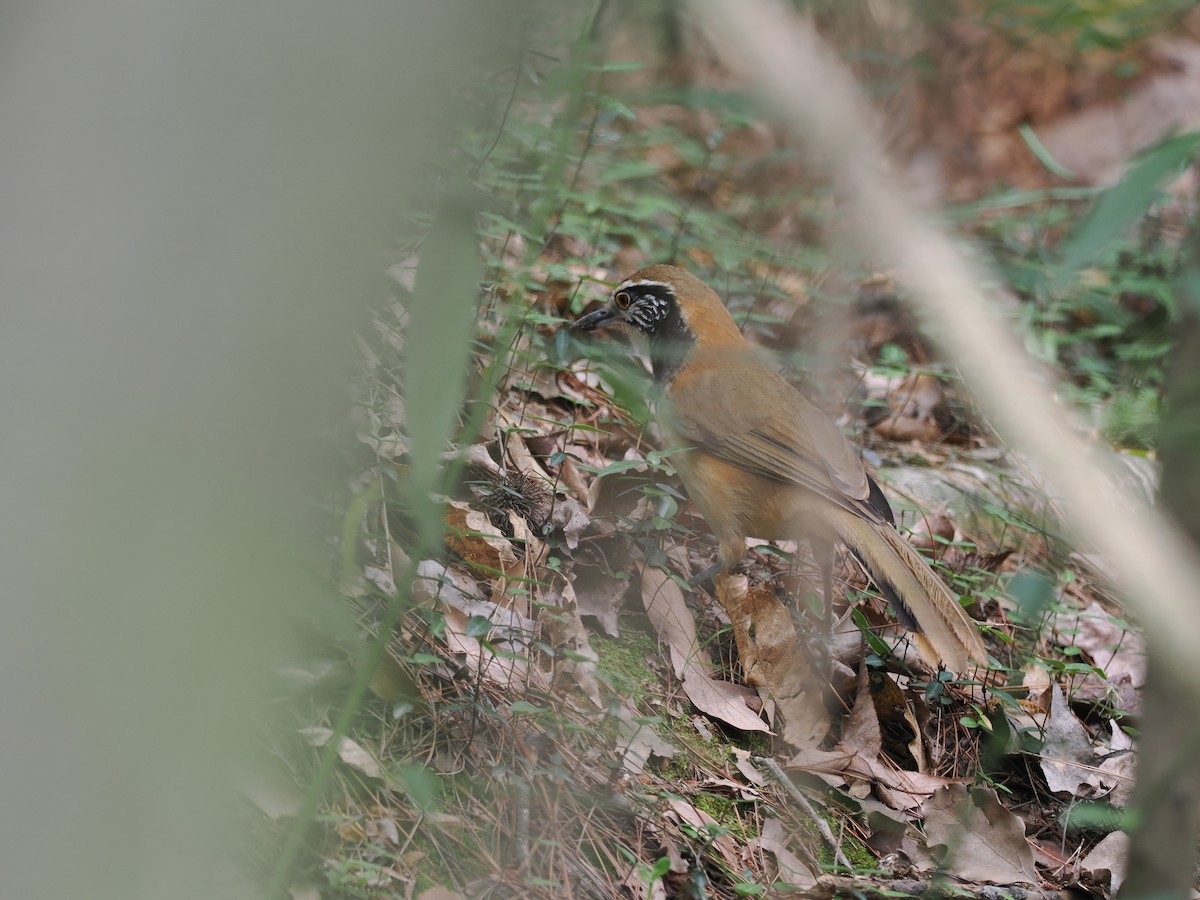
[754,755,853,871]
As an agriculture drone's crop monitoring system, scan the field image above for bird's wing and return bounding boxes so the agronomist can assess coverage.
[666,353,881,520]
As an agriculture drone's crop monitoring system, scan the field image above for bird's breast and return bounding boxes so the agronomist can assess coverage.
[673,447,831,547]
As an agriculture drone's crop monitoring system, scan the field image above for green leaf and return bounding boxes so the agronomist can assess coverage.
[647,856,671,883]
[1063,131,1200,269]
[508,700,545,715]
[733,883,765,896]
[465,615,491,638]
[598,458,648,477]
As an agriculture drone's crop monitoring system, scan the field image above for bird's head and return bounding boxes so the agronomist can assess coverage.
[570,265,743,381]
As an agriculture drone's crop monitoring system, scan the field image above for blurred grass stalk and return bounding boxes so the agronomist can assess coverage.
[0,2,524,897]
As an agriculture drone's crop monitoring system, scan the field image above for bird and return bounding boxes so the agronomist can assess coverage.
[570,264,986,672]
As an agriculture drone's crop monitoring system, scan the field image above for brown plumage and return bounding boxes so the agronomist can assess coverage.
[571,265,986,672]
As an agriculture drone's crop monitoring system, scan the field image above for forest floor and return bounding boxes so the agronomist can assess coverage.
[245,7,1200,899]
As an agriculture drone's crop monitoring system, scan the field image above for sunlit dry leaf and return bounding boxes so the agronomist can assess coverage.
[362,562,396,595]
[537,569,602,707]
[1021,664,1052,701]
[732,748,767,787]
[444,442,502,476]
[922,784,1037,885]
[640,565,769,733]
[748,817,816,888]
[663,797,740,870]
[572,564,627,637]
[857,758,948,811]
[444,500,519,577]
[1057,600,1146,715]
[441,604,544,691]
[415,888,468,900]
[356,409,408,460]
[786,747,858,788]
[677,666,770,734]
[615,700,675,775]
[298,727,384,780]
[839,658,882,759]
[387,254,419,292]
[1097,720,1136,807]
[717,575,829,748]
[1080,830,1128,893]
[1040,683,1104,797]
[501,428,551,479]
[550,495,590,549]
[793,667,948,809]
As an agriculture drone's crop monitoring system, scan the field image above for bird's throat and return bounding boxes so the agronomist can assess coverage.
[647,306,694,384]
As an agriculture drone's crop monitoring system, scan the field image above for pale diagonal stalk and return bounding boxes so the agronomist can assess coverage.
[690,0,1200,689]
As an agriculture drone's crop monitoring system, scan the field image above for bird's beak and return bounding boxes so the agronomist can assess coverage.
[569,305,620,333]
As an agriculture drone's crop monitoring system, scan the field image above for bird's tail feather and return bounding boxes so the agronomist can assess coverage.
[827,508,986,672]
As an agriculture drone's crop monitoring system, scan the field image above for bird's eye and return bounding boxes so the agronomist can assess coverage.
[614,291,632,310]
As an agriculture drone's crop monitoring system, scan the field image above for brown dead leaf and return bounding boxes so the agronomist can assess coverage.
[823,663,944,808]
[551,496,590,550]
[663,797,740,871]
[840,658,882,760]
[618,705,677,775]
[787,742,949,811]
[299,727,384,780]
[442,603,546,691]
[1097,720,1136,808]
[640,564,770,733]
[857,759,950,811]
[856,796,909,856]
[537,568,602,707]
[416,888,468,900]
[733,748,768,787]
[1057,600,1146,715]
[871,372,953,443]
[748,817,817,888]
[572,563,628,637]
[1080,830,1128,893]
[717,575,829,749]
[444,500,519,577]
[922,784,1037,885]
[1040,683,1105,798]
[907,510,955,555]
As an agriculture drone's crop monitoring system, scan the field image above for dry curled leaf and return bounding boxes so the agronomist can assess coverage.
[1056,600,1146,715]
[299,727,384,780]
[717,575,829,749]
[640,564,770,733]
[748,817,817,888]
[1079,830,1128,893]
[663,797,740,871]
[1040,683,1104,798]
[922,784,1037,885]
[444,500,519,576]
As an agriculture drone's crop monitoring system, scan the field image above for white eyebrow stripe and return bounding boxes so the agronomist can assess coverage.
[615,280,675,294]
